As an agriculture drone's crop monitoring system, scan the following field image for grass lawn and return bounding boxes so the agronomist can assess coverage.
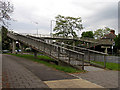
[8,53,85,73]
[91,61,120,71]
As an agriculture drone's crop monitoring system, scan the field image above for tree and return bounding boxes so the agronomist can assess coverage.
[81,31,94,38]
[94,27,111,39]
[1,26,12,50]
[114,34,120,49]
[0,1,14,27]
[53,15,83,38]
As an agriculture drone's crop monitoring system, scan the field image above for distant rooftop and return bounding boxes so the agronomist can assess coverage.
[102,30,116,39]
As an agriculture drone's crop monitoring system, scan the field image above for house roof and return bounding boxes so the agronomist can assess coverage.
[102,32,116,39]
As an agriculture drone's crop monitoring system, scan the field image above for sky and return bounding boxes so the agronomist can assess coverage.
[6,0,119,36]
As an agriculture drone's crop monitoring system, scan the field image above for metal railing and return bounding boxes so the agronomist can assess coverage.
[54,42,108,68]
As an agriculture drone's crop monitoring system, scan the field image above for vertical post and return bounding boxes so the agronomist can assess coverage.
[104,55,106,68]
[82,55,84,70]
[69,51,71,64]
[88,51,90,62]
[49,44,52,55]
[19,43,23,54]
[34,50,37,58]
[12,40,16,54]
[58,47,60,59]
[88,42,90,48]
[105,48,108,53]
[94,53,96,61]
[73,41,75,50]
[44,43,45,52]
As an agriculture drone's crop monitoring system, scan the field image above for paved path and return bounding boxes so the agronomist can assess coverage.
[2,54,104,88]
[2,54,49,88]
[0,54,2,89]
[72,70,119,88]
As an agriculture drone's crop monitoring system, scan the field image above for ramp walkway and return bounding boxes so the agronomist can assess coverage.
[7,32,85,70]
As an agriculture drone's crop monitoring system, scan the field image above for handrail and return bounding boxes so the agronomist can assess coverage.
[54,42,108,55]
[7,32,85,70]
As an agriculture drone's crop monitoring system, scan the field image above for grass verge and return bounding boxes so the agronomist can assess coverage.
[8,53,85,73]
[91,61,120,71]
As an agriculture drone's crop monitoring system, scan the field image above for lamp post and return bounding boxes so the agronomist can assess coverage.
[34,22,38,37]
[50,20,55,37]
[31,21,38,37]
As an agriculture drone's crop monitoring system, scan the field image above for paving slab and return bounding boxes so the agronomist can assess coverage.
[72,70,119,88]
[2,54,49,88]
[0,54,2,89]
[7,54,77,81]
[84,66,105,71]
[44,79,104,88]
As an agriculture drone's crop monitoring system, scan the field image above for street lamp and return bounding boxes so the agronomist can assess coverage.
[50,20,55,37]
[34,22,38,36]
[31,21,39,37]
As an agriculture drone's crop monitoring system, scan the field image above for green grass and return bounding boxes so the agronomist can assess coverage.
[91,61,120,71]
[8,53,85,73]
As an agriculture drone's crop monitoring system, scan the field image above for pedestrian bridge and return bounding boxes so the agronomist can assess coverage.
[7,31,108,70]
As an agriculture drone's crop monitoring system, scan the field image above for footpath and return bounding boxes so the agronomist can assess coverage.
[2,54,118,89]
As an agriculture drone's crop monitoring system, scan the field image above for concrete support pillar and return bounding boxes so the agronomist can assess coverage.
[105,48,108,53]
[19,43,23,54]
[12,40,16,54]
[34,50,38,58]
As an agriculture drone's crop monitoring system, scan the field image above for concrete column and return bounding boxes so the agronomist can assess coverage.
[105,48,108,53]
[34,50,37,58]
[19,43,23,54]
[12,40,16,54]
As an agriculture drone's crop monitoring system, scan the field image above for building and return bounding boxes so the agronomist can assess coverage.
[100,30,116,54]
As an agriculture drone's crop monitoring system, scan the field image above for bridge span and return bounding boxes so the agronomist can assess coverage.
[7,31,108,70]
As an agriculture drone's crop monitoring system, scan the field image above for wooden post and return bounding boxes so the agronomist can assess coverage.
[12,40,16,54]
[94,53,96,61]
[104,55,106,68]
[69,51,71,64]
[49,44,52,55]
[34,51,37,58]
[58,47,60,59]
[73,41,75,50]
[88,51,90,62]
[82,55,84,70]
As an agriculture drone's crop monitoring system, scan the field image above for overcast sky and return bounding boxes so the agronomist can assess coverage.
[7,0,119,36]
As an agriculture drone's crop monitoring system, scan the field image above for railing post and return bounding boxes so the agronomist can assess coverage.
[94,53,96,61]
[104,55,106,68]
[69,51,71,64]
[49,44,52,55]
[82,55,84,70]
[58,47,60,59]
[44,43,45,52]
[19,42,23,54]
[88,51,90,62]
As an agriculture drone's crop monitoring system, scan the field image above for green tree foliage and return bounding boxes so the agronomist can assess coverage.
[0,1,14,26]
[1,26,12,50]
[94,27,111,39]
[81,31,94,38]
[53,15,83,38]
[114,34,120,49]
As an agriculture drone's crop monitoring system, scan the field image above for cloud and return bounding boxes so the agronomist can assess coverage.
[8,0,118,35]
